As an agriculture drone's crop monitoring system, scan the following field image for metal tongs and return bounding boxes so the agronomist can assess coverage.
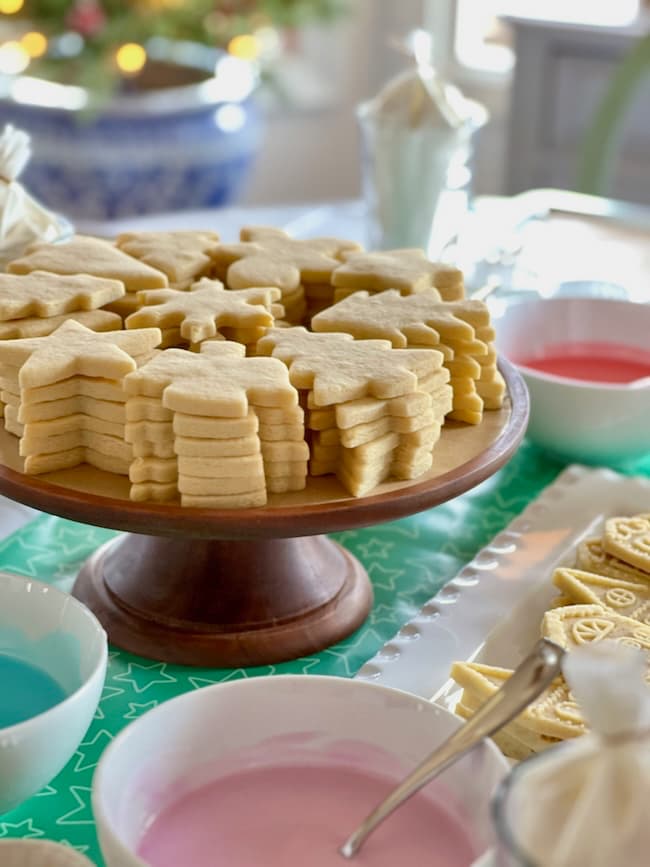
[340,638,565,859]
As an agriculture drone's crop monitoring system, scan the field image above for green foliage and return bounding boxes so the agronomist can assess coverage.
[13,0,349,93]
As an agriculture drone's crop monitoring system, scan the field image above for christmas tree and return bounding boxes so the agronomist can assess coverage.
[0,0,347,94]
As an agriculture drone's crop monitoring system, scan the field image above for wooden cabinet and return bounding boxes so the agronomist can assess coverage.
[504,12,650,203]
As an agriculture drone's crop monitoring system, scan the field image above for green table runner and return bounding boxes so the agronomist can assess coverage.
[2,442,649,864]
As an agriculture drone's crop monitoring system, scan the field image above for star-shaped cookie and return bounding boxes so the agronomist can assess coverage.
[125,280,280,344]
[0,318,162,388]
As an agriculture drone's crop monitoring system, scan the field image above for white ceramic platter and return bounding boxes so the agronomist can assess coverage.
[354,464,650,706]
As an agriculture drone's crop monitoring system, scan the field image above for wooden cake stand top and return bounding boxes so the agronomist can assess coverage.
[0,359,529,540]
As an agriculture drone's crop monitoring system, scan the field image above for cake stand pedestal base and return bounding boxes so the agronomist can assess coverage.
[72,533,373,667]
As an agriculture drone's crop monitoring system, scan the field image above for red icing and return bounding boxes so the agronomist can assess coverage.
[515,341,650,384]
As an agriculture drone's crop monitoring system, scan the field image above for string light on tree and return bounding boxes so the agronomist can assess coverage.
[21,32,48,59]
[227,34,260,61]
[0,0,24,15]
[116,42,147,75]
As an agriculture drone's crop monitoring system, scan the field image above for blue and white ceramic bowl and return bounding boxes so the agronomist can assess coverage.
[0,46,261,220]
[0,572,107,814]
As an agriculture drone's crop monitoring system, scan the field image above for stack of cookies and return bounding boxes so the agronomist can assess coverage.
[0,272,124,341]
[116,230,220,291]
[0,225,506,506]
[450,511,650,760]
[331,249,465,303]
[8,234,169,321]
[257,327,451,496]
[311,289,502,423]
[124,279,282,352]
[0,319,161,475]
[124,341,308,507]
[211,227,362,325]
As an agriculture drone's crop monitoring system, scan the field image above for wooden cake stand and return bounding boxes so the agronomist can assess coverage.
[0,359,528,667]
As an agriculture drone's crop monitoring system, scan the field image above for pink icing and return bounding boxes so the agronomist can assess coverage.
[137,761,478,866]
[515,341,650,384]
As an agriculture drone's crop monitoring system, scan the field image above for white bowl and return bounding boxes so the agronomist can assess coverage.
[0,572,107,814]
[492,296,650,465]
[0,839,95,867]
[93,675,510,867]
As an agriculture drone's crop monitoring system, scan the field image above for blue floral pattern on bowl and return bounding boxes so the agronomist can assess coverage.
[0,60,262,220]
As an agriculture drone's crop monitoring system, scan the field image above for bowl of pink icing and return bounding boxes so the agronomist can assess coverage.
[92,675,509,867]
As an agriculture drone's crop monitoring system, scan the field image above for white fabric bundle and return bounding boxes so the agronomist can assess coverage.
[512,641,650,867]
[357,34,486,254]
[0,124,66,268]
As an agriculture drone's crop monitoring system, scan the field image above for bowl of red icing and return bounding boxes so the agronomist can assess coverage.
[492,296,650,465]
[92,675,509,867]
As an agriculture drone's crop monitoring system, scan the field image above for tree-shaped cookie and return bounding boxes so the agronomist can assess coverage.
[312,289,488,348]
[125,280,280,344]
[332,249,463,300]
[212,226,362,292]
[8,235,168,292]
[0,272,125,320]
[116,230,220,288]
[257,326,442,405]
[0,318,162,389]
[604,513,650,574]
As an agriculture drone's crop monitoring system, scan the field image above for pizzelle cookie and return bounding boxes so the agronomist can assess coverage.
[552,567,650,626]
[8,235,168,292]
[125,280,280,348]
[603,513,650,574]
[541,604,650,662]
[116,230,219,289]
[331,248,464,301]
[450,661,586,742]
[575,536,650,583]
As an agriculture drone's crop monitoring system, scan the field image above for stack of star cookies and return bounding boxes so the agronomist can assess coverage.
[0,272,124,342]
[0,319,161,475]
[124,342,308,506]
[8,234,169,321]
[211,226,361,325]
[257,327,450,496]
[311,289,501,423]
[124,279,282,352]
[331,248,465,303]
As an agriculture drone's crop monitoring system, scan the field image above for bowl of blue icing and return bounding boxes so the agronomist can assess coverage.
[0,572,107,814]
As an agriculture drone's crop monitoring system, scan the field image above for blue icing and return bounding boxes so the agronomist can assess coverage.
[0,654,68,727]
[0,625,82,697]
